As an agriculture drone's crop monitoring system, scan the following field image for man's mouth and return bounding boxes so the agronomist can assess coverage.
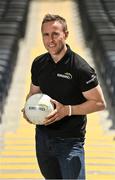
[48,44,56,48]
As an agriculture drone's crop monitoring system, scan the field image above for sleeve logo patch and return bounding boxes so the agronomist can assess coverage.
[86,75,96,84]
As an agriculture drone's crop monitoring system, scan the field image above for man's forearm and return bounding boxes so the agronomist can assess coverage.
[71,100,106,115]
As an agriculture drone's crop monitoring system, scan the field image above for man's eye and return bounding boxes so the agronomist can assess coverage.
[43,33,49,36]
[53,33,58,36]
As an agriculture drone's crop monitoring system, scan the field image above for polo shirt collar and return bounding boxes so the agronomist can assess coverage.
[48,44,72,64]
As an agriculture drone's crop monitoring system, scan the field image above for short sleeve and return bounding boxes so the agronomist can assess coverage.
[31,59,39,86]
[78,64,98,92]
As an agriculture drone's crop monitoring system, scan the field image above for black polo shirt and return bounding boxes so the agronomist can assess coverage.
[31,45,98,138]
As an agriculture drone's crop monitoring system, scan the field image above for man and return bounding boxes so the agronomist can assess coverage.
[23,14,106,179]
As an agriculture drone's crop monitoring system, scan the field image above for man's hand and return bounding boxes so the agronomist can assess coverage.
[43,99,69,126]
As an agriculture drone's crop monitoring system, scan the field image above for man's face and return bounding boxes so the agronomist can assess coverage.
[41,21,68,57]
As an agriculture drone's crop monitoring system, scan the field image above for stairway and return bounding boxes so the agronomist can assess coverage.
[0,0,115,179]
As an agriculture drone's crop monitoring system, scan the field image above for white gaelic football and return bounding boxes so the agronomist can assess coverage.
[24,93,54,125]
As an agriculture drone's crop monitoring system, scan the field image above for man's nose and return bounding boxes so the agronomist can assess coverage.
[49,34,54,42]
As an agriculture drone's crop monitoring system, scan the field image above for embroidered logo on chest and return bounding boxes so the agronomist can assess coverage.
[57,72,72,80]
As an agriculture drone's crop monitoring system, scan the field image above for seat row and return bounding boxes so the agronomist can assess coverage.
[0,0,31,122]
[77,0,115,122]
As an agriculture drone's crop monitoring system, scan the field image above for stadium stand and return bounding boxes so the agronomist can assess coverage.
[77,0,115,127]
[0,0,30,122]
[0,1,115,179]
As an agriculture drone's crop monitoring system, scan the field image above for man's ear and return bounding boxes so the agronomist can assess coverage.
[65,31,69,39]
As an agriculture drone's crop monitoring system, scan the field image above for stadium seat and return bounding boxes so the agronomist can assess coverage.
[77,0,115,118]
[0,0,31,122]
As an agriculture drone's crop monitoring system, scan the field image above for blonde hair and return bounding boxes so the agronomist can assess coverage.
[41,14,68,32]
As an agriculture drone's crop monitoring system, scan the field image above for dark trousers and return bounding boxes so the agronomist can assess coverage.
[35,127,85,179]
